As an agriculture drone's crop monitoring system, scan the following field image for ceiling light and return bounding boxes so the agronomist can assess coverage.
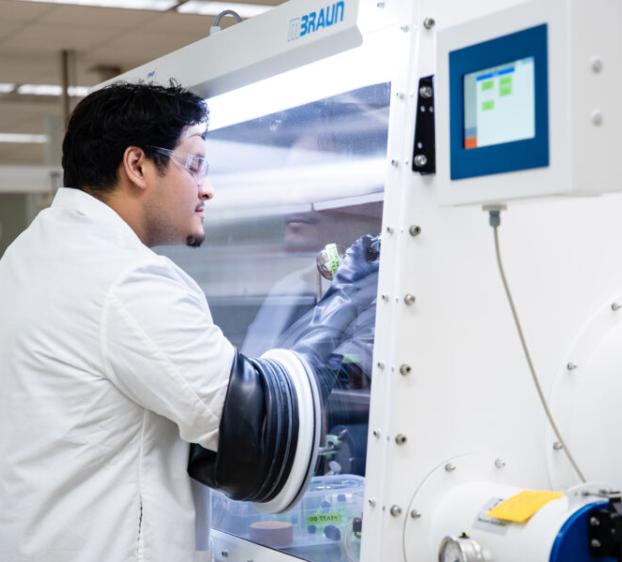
[16,84,90,97]
[68,86,90,97]
[177,1,272,18]
[0,83,15,94]
[18,0,178,10]
[17,84,62,96]
[0,133,48,144]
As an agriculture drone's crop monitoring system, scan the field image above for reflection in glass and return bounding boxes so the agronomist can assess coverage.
[160,83,390,561]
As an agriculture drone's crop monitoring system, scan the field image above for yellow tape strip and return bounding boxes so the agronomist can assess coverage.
[487,490,564,524]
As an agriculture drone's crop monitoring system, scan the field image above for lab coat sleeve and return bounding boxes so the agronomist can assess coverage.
[100,257,235,451]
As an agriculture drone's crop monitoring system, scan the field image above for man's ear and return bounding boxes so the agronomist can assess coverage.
[121,146,148,190]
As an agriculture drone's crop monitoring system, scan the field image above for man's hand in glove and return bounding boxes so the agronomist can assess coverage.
[277,234,380,399]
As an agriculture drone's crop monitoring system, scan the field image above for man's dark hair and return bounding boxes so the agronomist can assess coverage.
[62,81,208,192]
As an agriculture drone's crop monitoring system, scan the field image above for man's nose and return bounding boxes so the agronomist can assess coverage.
[199,177,215,200]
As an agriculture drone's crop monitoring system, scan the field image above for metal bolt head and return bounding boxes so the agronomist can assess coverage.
[494,458,506,469]
[419,85,433,99]
[590,516,601,527]
[368,498,377,508]
[400,25,410,32]
[423,17,435,29]
[445,462,456,472]
[410,509,422,519]
[592,110,603,126]
[414,154,428,168]
[395,91,405,99]
[591,57,603,73]
[390,505,402,517]
[567,362,578,371]
[404,294,416,306]
[591,539,602,549]
[612,302,621,311]
[376,1,385,7]
[377,361,385,369]
[372,429,381,438]
[386,226,394,234]
[553,441,564,451]
[399,364,412,376]
[221,550,229,558]
[391,159,399,167]
[395,433,407,445]
[409,225,422,237]
[381,294,389,302]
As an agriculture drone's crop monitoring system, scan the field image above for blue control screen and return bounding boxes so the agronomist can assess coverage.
[449,24,548,180]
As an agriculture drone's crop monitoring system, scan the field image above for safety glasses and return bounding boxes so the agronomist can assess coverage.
[149,145,210,182]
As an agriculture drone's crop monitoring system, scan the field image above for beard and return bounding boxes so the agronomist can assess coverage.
[186,232,205,248]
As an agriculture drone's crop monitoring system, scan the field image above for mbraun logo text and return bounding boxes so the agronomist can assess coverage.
[288,1,345,41]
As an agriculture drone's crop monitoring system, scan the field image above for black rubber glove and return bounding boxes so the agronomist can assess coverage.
[279,234,380,399]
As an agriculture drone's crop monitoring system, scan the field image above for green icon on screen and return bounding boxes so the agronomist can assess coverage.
[482,100,495,111]
[499,75,513,97]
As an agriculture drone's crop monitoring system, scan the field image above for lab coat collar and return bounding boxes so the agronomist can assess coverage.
[52,187,145,247]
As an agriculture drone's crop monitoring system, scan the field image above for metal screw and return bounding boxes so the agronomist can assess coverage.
[386,226,394,234]
[591,57,603,73]
[592,110,603,126]
[423,17,435,29]
[395,91,405,99]
[409,225,422,237]
[567,362,578,371]
[400,25,410,32]
[592,539,602,549]
[381,294,389,302]
[399,364,412,376]
[221,550,229,559]
[404,294,416,305]
[395,434,407,445]
[590,516,601,527]
[390,505,402,517]
[368,498,377,508]
[494,458,506,469]
[377,361,385,369]
[445,463,456,472]
[414,154,428,168]
[391,159,399,167]
[373,429,381,438]
[612,302,621,311]
[376,1,385,7]
[419,85,433,99]
[410,509,422,519]
[553,441,564,451]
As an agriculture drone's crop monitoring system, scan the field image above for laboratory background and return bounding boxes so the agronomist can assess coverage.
[2,0,622,561]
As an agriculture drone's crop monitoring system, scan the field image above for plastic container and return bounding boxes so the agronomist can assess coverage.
[210,474,365,562]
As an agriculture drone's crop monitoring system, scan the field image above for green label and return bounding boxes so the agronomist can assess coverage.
[481,80,494,91]
[306,512,343,526]
[482,100,495,111]
[325,243,341,276]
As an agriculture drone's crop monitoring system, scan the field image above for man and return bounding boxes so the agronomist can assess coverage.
[0,82,378,562]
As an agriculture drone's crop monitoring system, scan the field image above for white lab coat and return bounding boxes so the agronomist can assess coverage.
[0,188,235,562]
